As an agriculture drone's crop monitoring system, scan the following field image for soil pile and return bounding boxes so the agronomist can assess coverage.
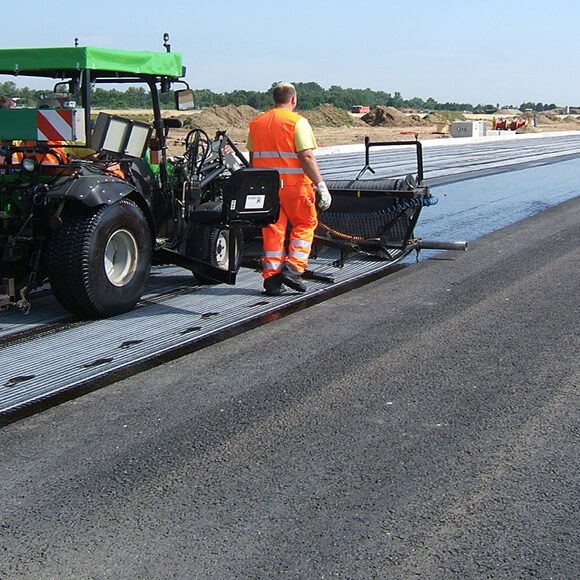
[170,103,370,152]
[301,104,366,128]
[423,111,466,124]
[496,108,522,116]
[515,124,540,134]
[362,106,427,128]
[183,104,260,133]
[535,112,580,126]
[179,103,366,134]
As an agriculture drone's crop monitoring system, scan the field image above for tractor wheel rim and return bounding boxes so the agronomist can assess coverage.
[215,232,228,268]
[104,229,138,287]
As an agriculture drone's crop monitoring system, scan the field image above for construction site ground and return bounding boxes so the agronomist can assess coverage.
[1,108,579,577]
[100,104,580,155]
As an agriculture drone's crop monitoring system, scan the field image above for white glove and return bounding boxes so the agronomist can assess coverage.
[316,181,332,211]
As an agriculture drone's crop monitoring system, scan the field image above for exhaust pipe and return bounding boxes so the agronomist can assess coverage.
[416,239,468,251]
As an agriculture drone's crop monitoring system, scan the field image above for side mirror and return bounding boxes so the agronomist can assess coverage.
[175,89,194,111]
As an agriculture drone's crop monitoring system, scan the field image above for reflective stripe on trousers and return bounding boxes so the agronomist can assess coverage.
[262,250,285,273]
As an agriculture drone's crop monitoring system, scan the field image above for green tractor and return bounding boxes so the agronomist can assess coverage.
[0,38,279,317]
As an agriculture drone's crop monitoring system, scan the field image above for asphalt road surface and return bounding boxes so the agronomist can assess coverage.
[1,197,578,579]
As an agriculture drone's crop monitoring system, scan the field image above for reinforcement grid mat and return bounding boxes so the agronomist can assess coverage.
[0,247,404,415]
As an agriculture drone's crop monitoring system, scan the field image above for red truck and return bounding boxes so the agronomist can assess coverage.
[351,105,371,114]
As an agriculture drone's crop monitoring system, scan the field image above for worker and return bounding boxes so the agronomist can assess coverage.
[247,82,332,296]
[0,95,16,109]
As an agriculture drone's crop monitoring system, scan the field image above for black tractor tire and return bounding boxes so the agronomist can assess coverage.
[48,199,152,318]
[194,227,243,285]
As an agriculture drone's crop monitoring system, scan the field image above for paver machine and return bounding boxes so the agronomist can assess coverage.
[0,37,280,317]
[1,37,446,319]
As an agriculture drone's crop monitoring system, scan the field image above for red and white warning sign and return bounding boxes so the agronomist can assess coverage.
[36,109,86,142]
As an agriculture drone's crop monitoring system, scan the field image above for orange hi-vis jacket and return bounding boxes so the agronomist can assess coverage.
[0,140,66,166]
[249,107,318,280]
[249,108,312,188]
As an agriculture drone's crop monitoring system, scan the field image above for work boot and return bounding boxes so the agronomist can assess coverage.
[280,269,307,292]
[263,275,285,296]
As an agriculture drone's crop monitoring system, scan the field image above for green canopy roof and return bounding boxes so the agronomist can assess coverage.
[0,46,183,78]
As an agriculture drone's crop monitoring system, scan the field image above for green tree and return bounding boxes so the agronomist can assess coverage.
[0,80,17,97]
[4,79,576,113]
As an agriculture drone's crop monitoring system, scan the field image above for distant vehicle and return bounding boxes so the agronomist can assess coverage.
[351,105,370,114]
[473,106,498,114]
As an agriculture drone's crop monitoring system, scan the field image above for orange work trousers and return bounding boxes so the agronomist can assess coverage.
[262,183,318,280]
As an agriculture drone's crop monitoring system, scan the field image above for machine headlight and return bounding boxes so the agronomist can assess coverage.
[22,156,38,173]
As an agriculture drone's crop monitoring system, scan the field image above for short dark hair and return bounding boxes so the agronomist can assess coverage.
[0,95,16,109]
[273,82,296,105]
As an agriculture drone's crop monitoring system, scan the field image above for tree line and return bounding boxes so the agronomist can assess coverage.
[0,80,569,113]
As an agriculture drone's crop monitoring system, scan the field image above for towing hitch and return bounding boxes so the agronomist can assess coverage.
[0,277,31,313]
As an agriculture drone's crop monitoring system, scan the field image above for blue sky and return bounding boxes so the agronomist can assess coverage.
[3,0,578,107]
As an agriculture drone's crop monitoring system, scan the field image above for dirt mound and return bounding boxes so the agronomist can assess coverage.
[535,112,559,123]
[302,104,366,127]
[516,124,539,134]
[496,108,522,116]
[181,103,366,133]
[362,106,426,128]
[183,104,260,133]
[423,113,442,123]
[423,112,466,124]
[197,105,260,130]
